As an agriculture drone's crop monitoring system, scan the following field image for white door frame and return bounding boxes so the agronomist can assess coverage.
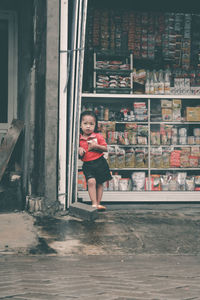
[58,0,68,209]
[58,0,88,209]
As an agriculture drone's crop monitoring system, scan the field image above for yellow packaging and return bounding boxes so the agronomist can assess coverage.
[172,99,182,108]
[162,108,172,121]
[186,107,200,121]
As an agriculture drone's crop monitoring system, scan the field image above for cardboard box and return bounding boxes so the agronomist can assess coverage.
[186,107,200,121]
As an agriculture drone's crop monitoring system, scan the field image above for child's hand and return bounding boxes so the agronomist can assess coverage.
[88,140,98,151]
[79,147,86,157]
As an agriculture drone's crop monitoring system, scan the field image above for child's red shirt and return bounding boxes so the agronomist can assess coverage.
[79,132,107,162]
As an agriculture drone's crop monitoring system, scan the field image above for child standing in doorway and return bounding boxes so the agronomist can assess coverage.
[79,110,112,211]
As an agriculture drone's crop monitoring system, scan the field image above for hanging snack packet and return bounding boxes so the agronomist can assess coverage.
[116,146,125,168]
[107,146,116,168]
[135,148,145,168]
[125,148,135,168]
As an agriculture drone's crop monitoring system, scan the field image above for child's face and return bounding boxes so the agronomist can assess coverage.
[81,115,96,136]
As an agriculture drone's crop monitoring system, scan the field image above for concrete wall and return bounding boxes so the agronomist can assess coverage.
[43,0,60,210]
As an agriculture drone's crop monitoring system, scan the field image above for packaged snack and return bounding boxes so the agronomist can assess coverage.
[172,99,182,108]
[131,172,146,191]
[189,156,198,168]
[118,132,126,145]
[125,123,137,131]
[170,150,181,167]
[185,176,195,191]
[127,131,137,145]
[151,175,161,191]
[161,99,172,108]
[151,131,160,145]
[168,174,179,191]
[179,127,187,136]
[179,136,187,145]
[180,154,190,168]
[125,148,135,168]
[161,134,168,145]
[191,146,200,156]
[112,174,121,191]
[107,131,118,144]
[78,171,87,191]
[173,108,181,121]
[137,125,148,136]
[162,108,172,121]
[177,172,187,191]
[151,147,163,168]
[171,135,178,145]
[172,127,178,135]
[119,178,132,191]
[181,147,190,154]
[187,136,195,145]
[135,148,147,168]
[137,136,147,145]
[193,128,200,136]
[116,146,125,168]
[160,175,169,191]
[186,107,200,122]
[107,146,116,168]
[195,136,200,145]
[195,176,200,191]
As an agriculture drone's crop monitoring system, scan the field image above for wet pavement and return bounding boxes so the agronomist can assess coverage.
[0,254,200,299]
[1,204,200,299]
[32,203,200,256]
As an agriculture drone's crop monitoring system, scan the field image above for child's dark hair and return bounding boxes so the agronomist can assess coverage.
[80,110,98,133]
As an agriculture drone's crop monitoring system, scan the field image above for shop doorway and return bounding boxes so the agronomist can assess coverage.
[0,11,17,141]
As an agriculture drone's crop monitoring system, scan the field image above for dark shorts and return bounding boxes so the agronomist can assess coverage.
[82,156,112,184]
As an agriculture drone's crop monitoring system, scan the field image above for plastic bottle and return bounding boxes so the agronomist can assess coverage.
[149,72,154,94]
[158,70,164,94]
[145,70,150,94]
[153,70,159,94]
[164,69,171,94]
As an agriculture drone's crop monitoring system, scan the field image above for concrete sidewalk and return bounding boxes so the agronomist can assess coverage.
[1,203,200,256]
[0,212,38,254]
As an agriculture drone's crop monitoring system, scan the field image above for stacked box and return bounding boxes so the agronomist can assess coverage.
[186,107,200,121]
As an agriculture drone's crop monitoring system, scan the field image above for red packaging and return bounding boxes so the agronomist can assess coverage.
[170,150,181,167]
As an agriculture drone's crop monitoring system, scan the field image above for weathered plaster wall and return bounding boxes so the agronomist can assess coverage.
[32,0,47,196]
[44,0,60,209]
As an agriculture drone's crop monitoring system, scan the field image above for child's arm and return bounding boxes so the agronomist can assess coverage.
[88,140,107,152]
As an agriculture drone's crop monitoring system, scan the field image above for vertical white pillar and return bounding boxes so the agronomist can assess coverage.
[58,0,68,209]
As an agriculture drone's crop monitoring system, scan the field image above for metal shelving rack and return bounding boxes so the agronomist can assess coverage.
[79,93,200,202]
[93,52,133,94]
